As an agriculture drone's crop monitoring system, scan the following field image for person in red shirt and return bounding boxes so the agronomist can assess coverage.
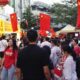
[72,38,80,56]
[1,38,18,80]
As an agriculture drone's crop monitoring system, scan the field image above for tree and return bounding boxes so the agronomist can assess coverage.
[50,0,77,26]
[20,7,37,30]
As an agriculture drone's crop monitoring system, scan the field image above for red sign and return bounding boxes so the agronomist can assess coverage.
[0,0,9,5]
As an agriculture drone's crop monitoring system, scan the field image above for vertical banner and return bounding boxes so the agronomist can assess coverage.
[76,0,80,28]
[10,13,18,32]
[40,13,50,31]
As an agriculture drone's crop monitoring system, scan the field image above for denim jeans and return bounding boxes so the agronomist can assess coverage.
[1,65,15,80]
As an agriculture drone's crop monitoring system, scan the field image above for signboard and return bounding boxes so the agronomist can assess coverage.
[4,21,12,32]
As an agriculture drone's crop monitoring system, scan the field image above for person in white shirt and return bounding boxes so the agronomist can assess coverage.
[0,36,8,58]
[50,39,61,68]
[62,45,77,80]
[40,37,51,48]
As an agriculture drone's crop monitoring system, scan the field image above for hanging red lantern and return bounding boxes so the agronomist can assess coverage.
[0,0,9,5]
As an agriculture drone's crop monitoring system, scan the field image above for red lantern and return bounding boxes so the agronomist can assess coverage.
[0,0,9,5]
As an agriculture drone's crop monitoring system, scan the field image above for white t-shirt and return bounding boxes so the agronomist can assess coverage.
[40,41,51,48]
[62,55,77,80]
[0,39,8,52]
[50,46,61,67]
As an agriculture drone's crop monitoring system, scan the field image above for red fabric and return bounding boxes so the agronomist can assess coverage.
[39,30,47,37]
[10,13,18,32]
[50,29,56,38]
[74,45,80,56]
[54,67,62,77]
[76,0,80,28]
[54,55,68,78]
[4,48,18,69]
[40,13,50,31]
[0,0,9,5]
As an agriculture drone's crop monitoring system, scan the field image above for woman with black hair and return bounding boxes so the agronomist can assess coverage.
[1,38,18,80]
[61,45,77,80]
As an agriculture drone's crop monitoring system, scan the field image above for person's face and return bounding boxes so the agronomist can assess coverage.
[8,39,13,47]
[71,40,76,46]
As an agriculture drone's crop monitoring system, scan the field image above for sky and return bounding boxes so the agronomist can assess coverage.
[31,0,62,5]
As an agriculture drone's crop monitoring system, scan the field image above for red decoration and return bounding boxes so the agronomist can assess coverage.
[0,0,9,5]
[40,13,50,31]
[76,0,80,28]
[50,28,56,38]
[10,13,18,32]
[39,30,47,37]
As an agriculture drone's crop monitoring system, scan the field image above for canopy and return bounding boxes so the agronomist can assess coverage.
[56,25,75,35]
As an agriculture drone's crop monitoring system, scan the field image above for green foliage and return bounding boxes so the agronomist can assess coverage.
[21,7,37,29]
[50,0,77,26]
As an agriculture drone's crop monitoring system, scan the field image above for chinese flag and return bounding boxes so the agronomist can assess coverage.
[10,13,18,32]
[40,13,50,31]
[76,0,80,28]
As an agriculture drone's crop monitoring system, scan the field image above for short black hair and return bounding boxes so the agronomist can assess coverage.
[73,38,78,44]
[51,39,58,45]
[27,29,38,42]
[45,37,50,41]
[62,45,72,54]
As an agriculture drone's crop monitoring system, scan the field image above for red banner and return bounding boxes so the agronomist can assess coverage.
[76,0,80,28]
[40,13,50,31]
[0,0,9,5]
[10,13,18,32]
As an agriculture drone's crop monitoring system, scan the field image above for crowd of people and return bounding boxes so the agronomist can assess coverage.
[0,29,80,80]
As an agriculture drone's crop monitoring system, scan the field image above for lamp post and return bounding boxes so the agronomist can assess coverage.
[20,0,22,22]
[13,0,15,12]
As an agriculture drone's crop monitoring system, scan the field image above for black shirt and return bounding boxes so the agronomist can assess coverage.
[17,44,49,80]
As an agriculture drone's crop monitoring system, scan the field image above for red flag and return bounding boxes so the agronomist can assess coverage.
[76,0,80,28]
[40,13,50,31]
[0,0,9,5]
[39,30,47,37]
[10,13,18,32]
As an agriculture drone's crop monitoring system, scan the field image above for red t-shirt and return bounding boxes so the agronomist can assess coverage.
[4,48,18,69]
[74,45,80,56]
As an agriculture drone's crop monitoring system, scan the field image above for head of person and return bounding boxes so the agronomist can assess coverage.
[62,45,72,55]
[62,45,76,61]
[45,37,50,42]
[2,35,6,39]
[72,38,78,46]
[51,39,58,46]
[27,29,38,43]
[8,38,18,51]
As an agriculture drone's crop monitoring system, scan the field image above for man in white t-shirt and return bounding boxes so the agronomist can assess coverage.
[0,36,8,58]
[50,39,61,67]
